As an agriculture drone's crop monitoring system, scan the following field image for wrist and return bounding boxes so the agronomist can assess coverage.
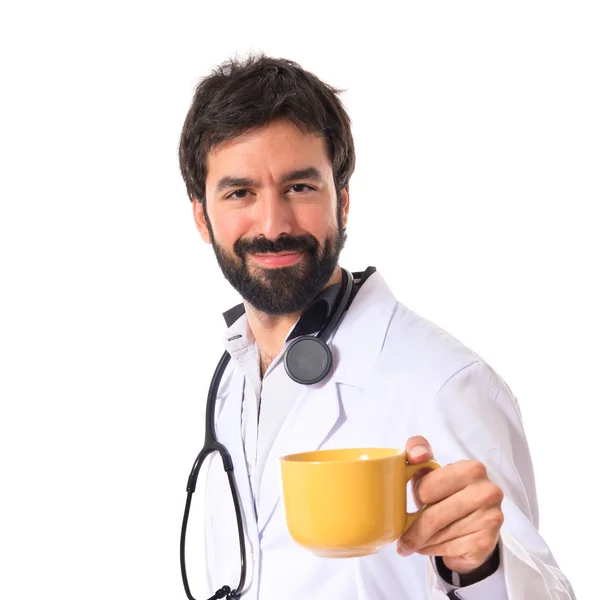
[435,542,501,587]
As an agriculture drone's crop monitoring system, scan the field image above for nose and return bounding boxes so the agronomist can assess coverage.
[254,188,295,240]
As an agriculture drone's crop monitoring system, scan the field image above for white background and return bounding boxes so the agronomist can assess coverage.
[0,1,597,598]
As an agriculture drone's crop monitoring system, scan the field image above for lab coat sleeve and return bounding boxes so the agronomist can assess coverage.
[427,543,508,599]
[419,361,576,600]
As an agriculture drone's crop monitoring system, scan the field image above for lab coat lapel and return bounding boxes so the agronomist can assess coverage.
[330,270,399,388]
[256,380,341,534]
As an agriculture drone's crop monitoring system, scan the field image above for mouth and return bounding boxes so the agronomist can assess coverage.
[249,251,304,268]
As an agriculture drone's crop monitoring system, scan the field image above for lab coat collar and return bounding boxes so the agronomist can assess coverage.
[328,270,399,389]
[222,307,255,357]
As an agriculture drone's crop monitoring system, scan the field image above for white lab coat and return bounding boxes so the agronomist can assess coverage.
[202,271,575,599]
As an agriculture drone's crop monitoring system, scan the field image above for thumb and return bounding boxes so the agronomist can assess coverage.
[405,436,434,510]
[405,435,433,464]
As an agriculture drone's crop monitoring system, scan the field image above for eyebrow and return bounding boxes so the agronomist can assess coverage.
[214,167,325,193]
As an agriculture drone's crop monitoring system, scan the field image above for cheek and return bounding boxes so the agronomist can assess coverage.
[295,204,337,237]
[210,211,249,246]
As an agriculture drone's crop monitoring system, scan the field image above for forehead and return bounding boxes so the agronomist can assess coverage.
[205,119,332,184]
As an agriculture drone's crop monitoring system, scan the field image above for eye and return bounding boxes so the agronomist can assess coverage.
[289,184,314,193]
[226,189,250,200]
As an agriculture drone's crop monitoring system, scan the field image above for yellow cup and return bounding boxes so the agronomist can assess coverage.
[279,447,440,558]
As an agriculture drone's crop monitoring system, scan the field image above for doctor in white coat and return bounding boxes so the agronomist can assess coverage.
[178,54,576,600]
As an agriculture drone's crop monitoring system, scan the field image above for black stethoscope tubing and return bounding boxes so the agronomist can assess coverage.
[180,350,245,600]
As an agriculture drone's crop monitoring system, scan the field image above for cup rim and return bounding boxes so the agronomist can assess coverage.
[279,447,404,464]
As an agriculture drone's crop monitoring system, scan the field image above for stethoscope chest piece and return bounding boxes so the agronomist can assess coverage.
[283,335,333,385]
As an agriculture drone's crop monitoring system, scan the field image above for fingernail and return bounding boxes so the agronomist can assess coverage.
[410,445,428,460]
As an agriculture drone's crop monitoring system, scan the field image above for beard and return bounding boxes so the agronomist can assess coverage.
[205,208,347,315]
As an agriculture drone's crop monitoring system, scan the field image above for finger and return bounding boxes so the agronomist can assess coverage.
[417,507,502,550]
[405,436,435,508]
[415,530,500,574]
[414,529,484,558]
[397,486,482,553]
[410,470,432,510]
[405,435,433,464]
[416,461,497,505]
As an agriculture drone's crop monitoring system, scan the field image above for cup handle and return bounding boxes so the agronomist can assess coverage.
[403,459,441,533]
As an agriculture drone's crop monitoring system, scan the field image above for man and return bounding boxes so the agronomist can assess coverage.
[178,55,575,599]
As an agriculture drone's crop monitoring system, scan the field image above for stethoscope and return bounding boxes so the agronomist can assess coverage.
[180,268,356,600]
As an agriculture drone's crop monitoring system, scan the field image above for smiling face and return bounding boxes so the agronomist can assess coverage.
[193,119,350,315]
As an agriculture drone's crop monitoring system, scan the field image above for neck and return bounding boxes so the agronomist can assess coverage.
[245,266,343,377]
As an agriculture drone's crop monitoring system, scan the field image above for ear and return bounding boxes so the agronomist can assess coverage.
[340,187,350,229]
[192,198,212,244]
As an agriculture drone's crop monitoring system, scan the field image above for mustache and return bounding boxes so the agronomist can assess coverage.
[234,235,319,257]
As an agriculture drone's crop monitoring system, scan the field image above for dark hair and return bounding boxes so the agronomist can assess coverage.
[178,54,355,204]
